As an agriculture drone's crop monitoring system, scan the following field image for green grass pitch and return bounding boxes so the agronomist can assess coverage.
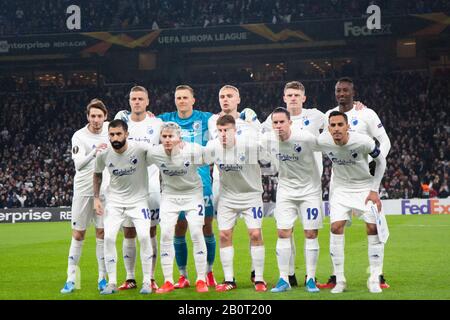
[1,214,449,300]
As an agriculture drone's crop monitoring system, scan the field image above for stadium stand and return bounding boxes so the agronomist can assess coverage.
[0,0,448,35]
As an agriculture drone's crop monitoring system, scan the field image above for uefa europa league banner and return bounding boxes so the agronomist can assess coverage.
[0,13,448,56]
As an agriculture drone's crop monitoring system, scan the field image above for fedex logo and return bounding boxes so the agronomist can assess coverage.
[401,200,450,215]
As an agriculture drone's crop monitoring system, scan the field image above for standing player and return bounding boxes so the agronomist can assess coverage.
[61,99,110,294]
[208,85,261,214]
[261,81,325,287]
[262,108,323,293]
[157,85,217,288]
[318,111,387,293]
[94,119,154,295]
[146,122,208,294]
[319,77,391,289]
[204,115,268,292]
[114,86,162,291]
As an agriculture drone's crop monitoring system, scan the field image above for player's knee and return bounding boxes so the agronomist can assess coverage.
[330,223,344,234]
[366,223,378,235]
[95,228,104,239]
[304,230,318,239]
[150,225,157,238]
[72,230,85,241]
[277,229,292,239]
[249,229,263,243]
[175,219,188,236]
[123,227,137,238]
[219,230,232,245]
[202,220,213,235]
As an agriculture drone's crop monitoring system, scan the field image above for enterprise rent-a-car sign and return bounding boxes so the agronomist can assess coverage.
[0,207,72,224]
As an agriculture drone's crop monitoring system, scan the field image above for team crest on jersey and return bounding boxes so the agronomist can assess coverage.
[129,155,138,165]
[237,129,242,135]
[351,117,358,126]
[303,118,310,126]
[147,126,154,135]
[72,146,79,154]
[294,144,302,153]
[350,149,358,158]
[239,153,246,162]
[193,121,201,131]
[108,163,114,168]
[160,163,167,168]
[184,160,191,167]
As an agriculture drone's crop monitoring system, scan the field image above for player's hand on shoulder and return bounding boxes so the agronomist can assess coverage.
[115,110,131,122]
[354,101,367,110]
[146,111,155,118]
[95,143,108,154]
[239,107,258,123]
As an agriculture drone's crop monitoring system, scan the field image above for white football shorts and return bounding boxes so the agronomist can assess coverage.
[122,192,160,228]
[274,193,323,230]
[159,193,205,228]
[329,188,377,225]
[217,198,264,231]
[71,194,105,231]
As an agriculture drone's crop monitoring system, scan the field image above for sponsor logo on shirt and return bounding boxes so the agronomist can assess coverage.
[330,158,356,165]
[112,167,137,176]
[276,153,299,161]
[162,169,188,176]
[377,123,383,128]
[219,164,243,171]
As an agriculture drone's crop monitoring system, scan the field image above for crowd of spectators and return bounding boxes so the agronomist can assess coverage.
[0,70,448,208]
[0,0,449,36]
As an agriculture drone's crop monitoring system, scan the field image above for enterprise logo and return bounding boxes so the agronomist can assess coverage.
[162,169,188,176]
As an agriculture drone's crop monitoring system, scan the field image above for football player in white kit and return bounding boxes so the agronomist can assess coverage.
[261,81,325,287]
[94,119,154,295]
[261,108,323,293]
[146,122,208,294]
[114,86,163,291]
[61,99,110,294]
[318,111,387,294]
[320,77,391,290]
[204,115,268,292]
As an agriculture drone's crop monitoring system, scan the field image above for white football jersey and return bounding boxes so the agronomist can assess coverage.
[324,106,386,139]
[263,130,321,199]
[261,108,326,175]
[95,141,150,206]
[203,138,269,205]
[261,108,326,136]
[208,114,261,141]
[71,122,110,196]
[146,142,204,196]
[114,112,163,193]
[317,131,380,191]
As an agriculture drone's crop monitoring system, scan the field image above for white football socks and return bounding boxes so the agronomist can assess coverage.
[122,237,136,280]
[219,246,234,282]
[96,238,106,281]
[330,233,345,282]
[67,237,83,283]
[251,245,265,282]
[304,237,319,280]
[276,237,291,282]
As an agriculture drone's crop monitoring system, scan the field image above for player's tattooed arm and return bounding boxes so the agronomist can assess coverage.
[93,172,104,215]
